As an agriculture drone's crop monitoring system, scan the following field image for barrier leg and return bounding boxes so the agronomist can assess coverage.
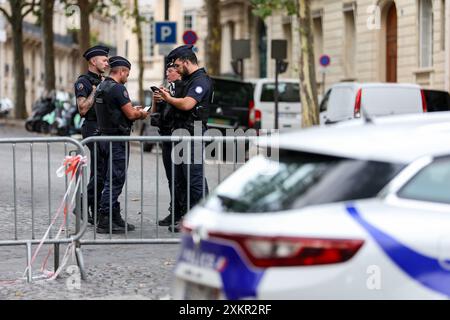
[75,246,86,281]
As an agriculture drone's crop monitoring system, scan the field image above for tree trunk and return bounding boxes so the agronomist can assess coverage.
[297,0,319,127]
[41,0,56,92]
[78,0,90,73]
[205,0,221,76]
[10,0,26,118]
[134,0,144,105]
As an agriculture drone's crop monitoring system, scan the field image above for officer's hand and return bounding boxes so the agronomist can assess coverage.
[140,110,150,120]
[92,85,97,92]
[158,87,171,101]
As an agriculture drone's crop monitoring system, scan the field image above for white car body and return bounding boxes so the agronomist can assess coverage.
[320,82,425,125]
[248,78,301,131]
[173,112,450,299]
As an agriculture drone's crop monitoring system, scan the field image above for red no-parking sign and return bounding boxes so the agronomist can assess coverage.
[183,30,198,45]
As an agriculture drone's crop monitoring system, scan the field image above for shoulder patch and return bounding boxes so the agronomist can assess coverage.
[195,86,203,94]
[77,83,84,91]
[123,90,129,98]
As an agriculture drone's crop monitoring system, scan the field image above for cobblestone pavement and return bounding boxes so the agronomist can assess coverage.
[0,121,240,299]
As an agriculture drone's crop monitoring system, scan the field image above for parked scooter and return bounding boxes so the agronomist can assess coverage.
[25,90,56,133]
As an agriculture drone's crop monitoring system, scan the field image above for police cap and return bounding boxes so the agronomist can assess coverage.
[167,44,195,63]
[166,61,175,69]
[109,56,132,70]
[83,45,109,61]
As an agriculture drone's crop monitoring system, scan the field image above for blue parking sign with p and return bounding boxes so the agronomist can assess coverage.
[155,22,177,44]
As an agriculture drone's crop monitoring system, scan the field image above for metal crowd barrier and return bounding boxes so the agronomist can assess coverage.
[79,135,260,245]
[0,134,271,282]
[0,137,88,282]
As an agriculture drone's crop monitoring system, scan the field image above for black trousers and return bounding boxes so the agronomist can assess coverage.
[162,141,185,218]
[81,120,107,212]
[98,138,130,215]
[174,139,209,215]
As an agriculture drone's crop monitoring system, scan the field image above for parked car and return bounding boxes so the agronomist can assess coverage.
[208,76,260,133]
[422,89,450,112]
[173,111,450,299]
[320,82,426,125]
[248,78,301,130]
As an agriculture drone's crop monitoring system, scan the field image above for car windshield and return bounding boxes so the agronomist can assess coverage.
[203,149,405,213]
[260,83,300,102]
[397,157,450,204]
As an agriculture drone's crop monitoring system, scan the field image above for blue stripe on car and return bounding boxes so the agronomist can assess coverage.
[179,235,265,299]
[346,204,450,297]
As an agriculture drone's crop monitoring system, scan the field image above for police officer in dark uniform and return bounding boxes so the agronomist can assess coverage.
[153,62,186,227]
[155,45,213,232]
[94,56,149,233]
[74,45,110,224]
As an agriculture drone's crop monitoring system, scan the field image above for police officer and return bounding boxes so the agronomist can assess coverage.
[155,45,213,232]
[74,45,109,224]
[153,62,186,227]
[94,56,149,234]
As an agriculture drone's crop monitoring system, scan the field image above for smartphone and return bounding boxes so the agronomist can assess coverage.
[143,106,151,112]
[150,86,160,92]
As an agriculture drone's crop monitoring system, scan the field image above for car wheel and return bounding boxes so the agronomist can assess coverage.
[141,123,156,153]
[143,142,154,152]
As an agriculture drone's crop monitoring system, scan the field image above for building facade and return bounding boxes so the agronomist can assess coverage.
[219,0,450,93]
[122,0,206,103]
[0,0,119,116]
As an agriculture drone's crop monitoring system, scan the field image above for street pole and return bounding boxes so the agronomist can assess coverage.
[163,0,170,84]
[274,60,279,130]
[322,69,325,97]
[240,59,244,81]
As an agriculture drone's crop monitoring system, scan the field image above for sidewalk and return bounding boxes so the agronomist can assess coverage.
[0,117,25,128]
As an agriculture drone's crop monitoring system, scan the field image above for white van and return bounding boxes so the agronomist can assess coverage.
[320,82,426,125]
[249,78,301,130]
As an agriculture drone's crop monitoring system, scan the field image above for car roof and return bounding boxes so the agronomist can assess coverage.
[331,82,421,90]
[258,112,450,164]
[211,76,252,84]
[246,78,300,84]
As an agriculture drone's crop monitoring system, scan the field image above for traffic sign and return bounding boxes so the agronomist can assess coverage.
[319,54,331,67]
[155,22,177,44]
[182,30,198,45]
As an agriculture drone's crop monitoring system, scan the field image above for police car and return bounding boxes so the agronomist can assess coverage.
[173,112,450,299]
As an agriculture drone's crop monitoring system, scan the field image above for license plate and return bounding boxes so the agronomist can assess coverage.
[208,117,231,125]
[184,281,220,300]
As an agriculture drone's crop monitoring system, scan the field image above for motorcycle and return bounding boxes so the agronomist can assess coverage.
[25,92,56,133]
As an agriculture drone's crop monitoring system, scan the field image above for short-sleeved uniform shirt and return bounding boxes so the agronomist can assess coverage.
[105,78,131,110]
[74,71,102,121]
[74,71,102,99]
[183,68,212,104]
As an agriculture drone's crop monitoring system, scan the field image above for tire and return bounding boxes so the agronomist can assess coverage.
[141,123,156,153]
[39,121,50,134]
[25,120,34,132]
[143,142,154,153]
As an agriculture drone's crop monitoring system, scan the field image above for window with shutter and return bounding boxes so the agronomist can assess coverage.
[420,0,434,68]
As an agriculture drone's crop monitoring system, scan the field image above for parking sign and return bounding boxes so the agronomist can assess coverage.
[155,22,177,44]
